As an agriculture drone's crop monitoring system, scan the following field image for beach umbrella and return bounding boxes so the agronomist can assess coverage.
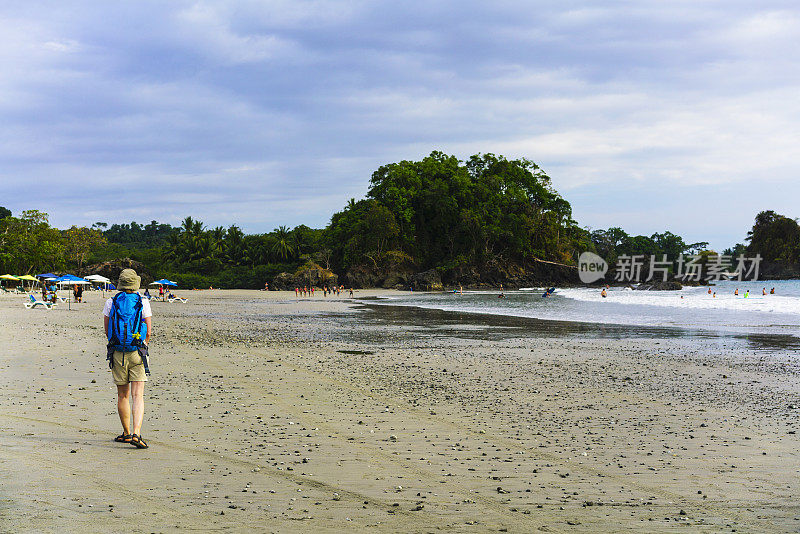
[36,273,57,279]
[150,278,172,285]
[1,274,19,290]
[56,274,91,284]
[55,275,91,290]
[55,275,90,310]
[85,274,112,295]
[16,274,39,291]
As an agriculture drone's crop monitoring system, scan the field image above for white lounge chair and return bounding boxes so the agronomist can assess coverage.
[167,295,187,303]
[25,294,54,309]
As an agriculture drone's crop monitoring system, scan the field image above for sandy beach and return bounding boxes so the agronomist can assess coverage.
[1,289,799,533]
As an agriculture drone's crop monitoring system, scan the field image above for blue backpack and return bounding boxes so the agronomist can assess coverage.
[107,292,150,374]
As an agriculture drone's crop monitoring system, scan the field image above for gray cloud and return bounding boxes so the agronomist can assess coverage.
[1,1,799,248]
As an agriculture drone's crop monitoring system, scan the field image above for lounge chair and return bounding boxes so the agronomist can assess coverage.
[167,295,187,303]
[25,294,54,309]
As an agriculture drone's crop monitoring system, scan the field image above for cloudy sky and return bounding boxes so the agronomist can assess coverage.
[2,1,799,249]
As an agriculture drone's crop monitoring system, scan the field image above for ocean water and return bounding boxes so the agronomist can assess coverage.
[369,280,800,338]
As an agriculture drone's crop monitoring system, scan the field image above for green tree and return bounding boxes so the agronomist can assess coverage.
[746,210,800,264]
[327,151,584,280]
[63,226,107,268]
[271,226,295,261]
[0,210,64,273]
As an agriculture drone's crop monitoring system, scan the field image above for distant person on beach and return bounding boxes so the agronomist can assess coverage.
[708,287,712,294]
[295,287,299,297]
[264,282,269,291]
[763,287,766,295]
[103,269,152,449]
[601,288,607,298]
[42,284,54,303]
[744,290,749,298]
[349,287,354,297]
[158,285,164,301]
[713,292,716,298]
[770,287,775,294]
[735,288,739,296]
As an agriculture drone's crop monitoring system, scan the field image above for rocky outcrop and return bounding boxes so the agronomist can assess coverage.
[442,258,579,289]
[278,256,583,291]
[410,269,443,291]
[271,272,296,291]
[344,265,382,289]
[634,280,683,291]
[271,262,338,290]
[81,258,153,286]
[296,262,338,287]
[382,265,414,289]
[760,261,800,280]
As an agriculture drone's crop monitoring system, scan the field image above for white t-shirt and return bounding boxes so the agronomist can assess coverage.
[103,294,153,318]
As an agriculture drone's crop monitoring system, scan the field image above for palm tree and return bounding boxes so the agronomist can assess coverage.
[271,226,294,261]
[224,225,246,265]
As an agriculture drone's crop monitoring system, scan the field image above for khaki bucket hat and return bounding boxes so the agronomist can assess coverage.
[118,269,141,291]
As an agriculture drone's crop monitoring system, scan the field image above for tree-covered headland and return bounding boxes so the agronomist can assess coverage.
[1,152,798,288]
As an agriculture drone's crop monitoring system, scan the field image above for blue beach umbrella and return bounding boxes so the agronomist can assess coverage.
[54,274,90,310]
[56,274,90,284]
[151,278,177,286]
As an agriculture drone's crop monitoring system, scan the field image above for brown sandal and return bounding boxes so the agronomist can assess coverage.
[114,433,132,443]
[130,434,148,449]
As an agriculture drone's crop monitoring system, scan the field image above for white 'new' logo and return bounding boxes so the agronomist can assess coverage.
[578,251,608,284]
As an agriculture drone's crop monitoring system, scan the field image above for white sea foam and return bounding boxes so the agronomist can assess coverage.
[558,286,800,315]
[372,280,800,335]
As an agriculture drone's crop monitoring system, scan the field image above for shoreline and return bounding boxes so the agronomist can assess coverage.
[1,289,799,532]
[355,292,800,350]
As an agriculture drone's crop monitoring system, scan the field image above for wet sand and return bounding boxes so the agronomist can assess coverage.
[1,289,799,532]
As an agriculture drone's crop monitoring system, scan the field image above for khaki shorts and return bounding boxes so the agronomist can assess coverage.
[111,350,148,385]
